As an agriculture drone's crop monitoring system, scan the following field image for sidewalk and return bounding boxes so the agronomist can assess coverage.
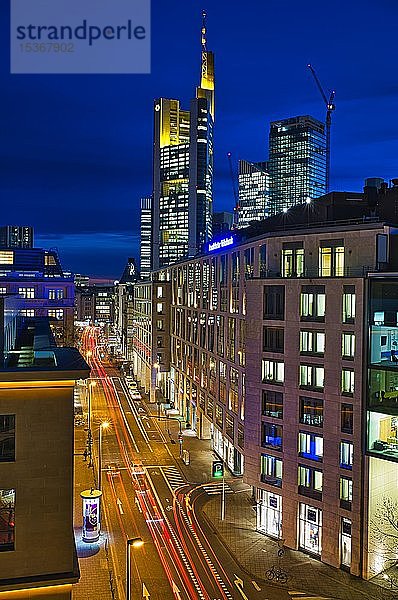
[150,404,397,600]
[72,425,116,600]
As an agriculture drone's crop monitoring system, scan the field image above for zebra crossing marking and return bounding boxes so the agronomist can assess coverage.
[161,465,186,490]
[202,482,234,496]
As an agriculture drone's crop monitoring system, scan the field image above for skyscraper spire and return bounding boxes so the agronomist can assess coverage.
[201,10,207,52]
[197,9,215,119]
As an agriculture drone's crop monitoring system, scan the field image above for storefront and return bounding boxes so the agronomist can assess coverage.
[341,517,352,568]
[212,426,243,475]
[299,503,322,556]
[256,489,282,538]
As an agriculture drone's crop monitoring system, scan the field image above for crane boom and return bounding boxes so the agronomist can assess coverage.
[307,64,335,193]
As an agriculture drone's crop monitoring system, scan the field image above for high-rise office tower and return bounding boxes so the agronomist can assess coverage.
[268,115,326,214]
[152,12,214,270]
[140,196,152,280]
[237,160,271,228]
[0,225,33,248]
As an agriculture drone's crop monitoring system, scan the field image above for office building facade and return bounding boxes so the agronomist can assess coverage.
[237,160,271,228]
[140,196,152,280]
[268,115,326,214]
[0,226,33,249]
[151,16,214,270]
[128,182,398,581]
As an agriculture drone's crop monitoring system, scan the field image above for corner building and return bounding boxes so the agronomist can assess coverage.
[144,183,398,579]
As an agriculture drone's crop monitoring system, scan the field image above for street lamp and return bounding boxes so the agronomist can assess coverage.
[153,362,161,417]
[98,421,110,491]
[87,380,97,466]
[126,537,144,600]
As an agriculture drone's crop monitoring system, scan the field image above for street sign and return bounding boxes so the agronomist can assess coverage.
[212,460,224,478]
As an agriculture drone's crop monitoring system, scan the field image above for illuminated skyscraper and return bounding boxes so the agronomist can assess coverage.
[140,196,152,280]
[0,225,33,248]
[152,12,214,269]
[237,160,271,228]
[268,115,326,214]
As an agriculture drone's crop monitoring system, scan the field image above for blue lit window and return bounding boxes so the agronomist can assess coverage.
[263,423,282,451]
[299,432,323,461]
[340,441,353,470]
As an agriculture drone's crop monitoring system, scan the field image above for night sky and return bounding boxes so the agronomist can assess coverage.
[1,0,398,278]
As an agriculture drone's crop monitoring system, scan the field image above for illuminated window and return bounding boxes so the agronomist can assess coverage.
[341,404,353,434]
[299,432,323,461]
[340,441,353,469]
[343,287,356,323]
[342,333,355,359]
[300,397,323,427]
[261,454,282,487]
[20,309,34,317]
[300,287,325,321]
[298,465,323,499]
[262,359,284,384]
[340,476,352,510]
[262,390,283,419]
[319,243,344,276]
[300,330,325,355]
[0,489,15,551]
[262,423,282,451]
[48,309,63,320]
[281,247,304,277]
[0,288,6,295]
[342,370,354,395]
[0,251,13,265]
[18,287,35,299]
[299,365,324,389]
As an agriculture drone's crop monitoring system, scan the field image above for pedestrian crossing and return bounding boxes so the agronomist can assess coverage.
[202,482,234,496]
[161,465,186,490]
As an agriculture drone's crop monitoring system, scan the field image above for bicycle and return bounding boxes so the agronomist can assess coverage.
[265,564,288,584]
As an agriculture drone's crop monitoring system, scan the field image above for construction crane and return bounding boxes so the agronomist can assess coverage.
[227,152,239,228]
[307,64,335,193]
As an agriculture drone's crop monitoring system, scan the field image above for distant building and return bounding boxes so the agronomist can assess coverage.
[268,115,326,214]
[212,212,233,238]
[74,274,90,287]
[115,258,139,359]
[75,285,115,325]
[237,160,271,228]
[0,246,74,345]
[152,13,214,269]
[140,196,152,280]
[0,225,33,248]
[0,296,89,599]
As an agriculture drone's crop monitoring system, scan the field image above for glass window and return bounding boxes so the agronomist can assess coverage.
[299,503,322,556]
[342,370,355,395]
[263,327,284,353]
[299,365,324,390]
[319,246,344,277]
[343,288,356,323]
[300,397,323,427]
[298,465,323,499]
[264,286,285,320]
[340,477,352,510]
[0,416,15,462]
[262,360,284,384]
[18,287,35,299]
[282,248,304,278]
[367,412,398,460]
[300,331,325,355]
[341,404,353,434]
[300,289,325,321]
[0,489,15,551]
[262,390,283,419]
[0,251,14,265]
[299,432,323,461]
[262,423,282,451]
[342,333,355,359]
[340,441,353,469]
[261,454,283,487]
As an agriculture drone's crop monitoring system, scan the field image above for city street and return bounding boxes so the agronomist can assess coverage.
[76,325,292,600]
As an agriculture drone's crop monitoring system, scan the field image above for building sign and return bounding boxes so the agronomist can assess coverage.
[212,460,224,478]
[208,236,234,253]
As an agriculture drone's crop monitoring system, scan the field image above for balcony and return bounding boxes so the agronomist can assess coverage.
[258,265,374,280]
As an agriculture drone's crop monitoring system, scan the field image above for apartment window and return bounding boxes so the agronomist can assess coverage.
[157,286,164,298]
[341,404,353,434]
[0,288,6,294]
[300,286,325,321]
[319,241,344,276]
[342,333,355,359]
[298,465,323,500]
[340,477,353,510]
[343,287,356,323]
[300,331,325,355]
[48,309,63,320]
[0,251,14,264]
[156,320,164,331]
[262,423,282,451]
[20,309,35,317]
[261,454,282,487]
[18,287,35,299]
[342,370,354,395]
[262,360,284,384]
[340,441,353,469]
[0,489,15,551]
[263,327,284,353]
[299,432,323,461]
[281,246,304,278]
[264,286,285,320]
[262,390,283,419]
[299,365,324,390]
[0,416,15,462]
[156,303,163,314]
[49,289,64,300]
[300,397,323,427]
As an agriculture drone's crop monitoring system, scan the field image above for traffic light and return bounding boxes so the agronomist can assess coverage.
[212,460,224,478]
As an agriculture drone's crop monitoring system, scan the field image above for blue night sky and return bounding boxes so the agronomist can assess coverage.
[1,0,398,277]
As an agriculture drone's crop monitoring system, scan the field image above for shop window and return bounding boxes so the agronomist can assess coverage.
[256,489,282,538]
[298,432,323,461]
[261,454,282,487]
[300,397,323,427]
[0,489,15,551]
[262,391,283,419]
[299,503,322,556]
